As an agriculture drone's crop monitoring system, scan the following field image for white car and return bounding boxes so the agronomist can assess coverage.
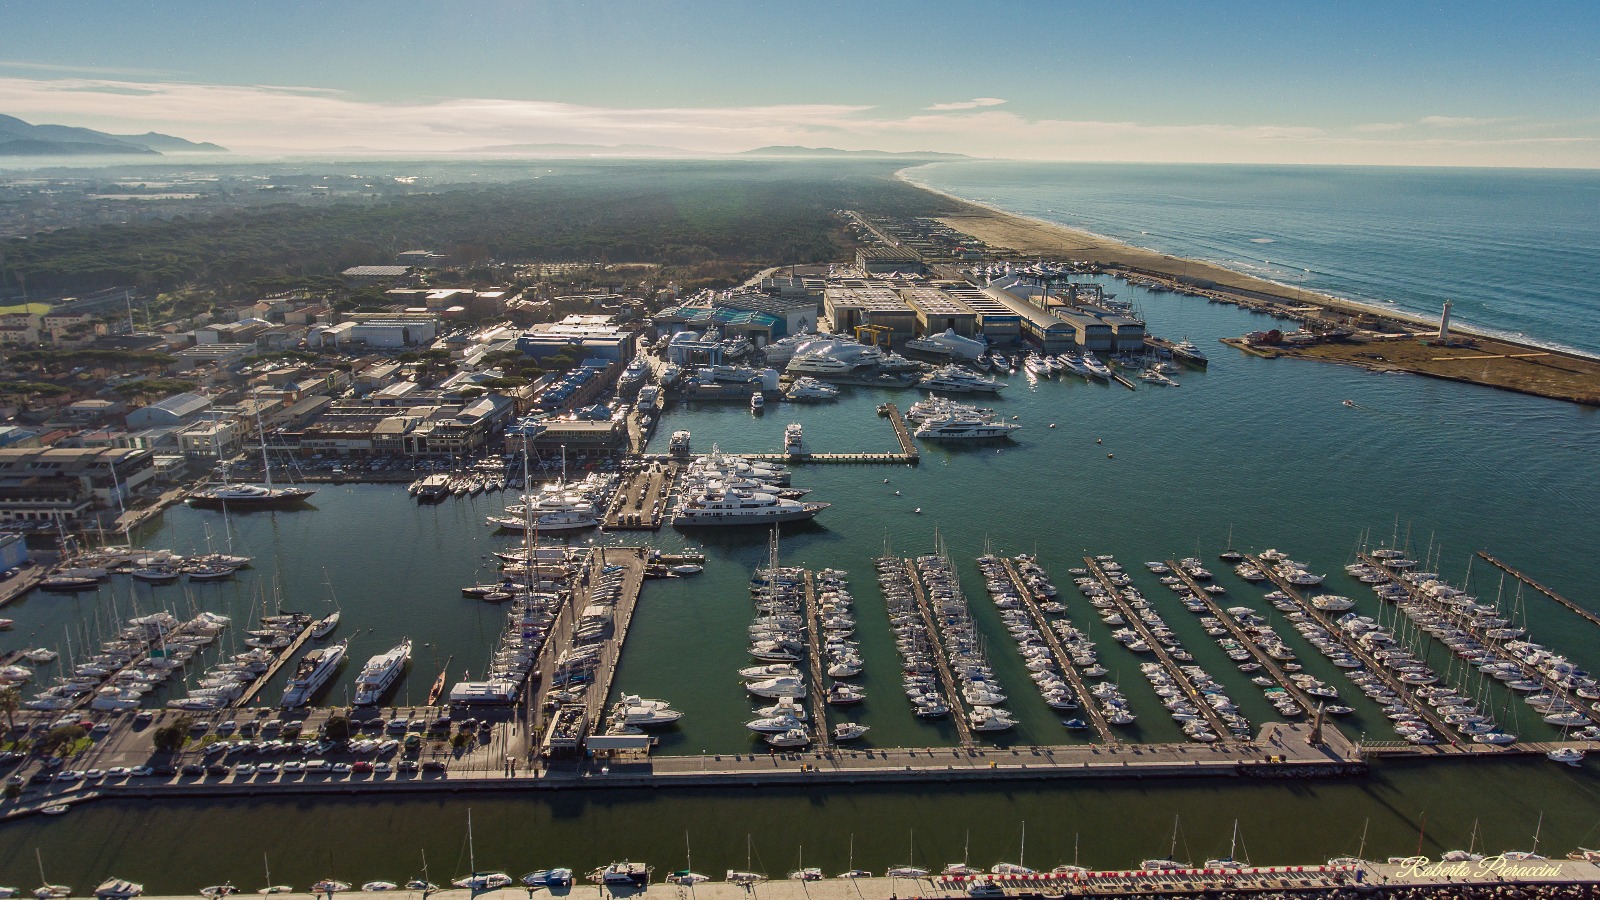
[106,767,132,777]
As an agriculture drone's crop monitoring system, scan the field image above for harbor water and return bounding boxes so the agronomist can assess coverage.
[3,277,1599,889]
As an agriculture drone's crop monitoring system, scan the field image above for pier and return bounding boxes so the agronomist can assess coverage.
[741,452,919,465]
[1082,557,1234,739]
[603,460,677,530]
[1477,551,1600,629]
[1111,371,1138,391]
[901,557,974,746]
[232,619,316,708]
[800,570,833,751]
[880,402,920,458]
[1166,561,1319,714]
[579,547,648,741]
[998,556,1115,742]
[1245,555,1454,739]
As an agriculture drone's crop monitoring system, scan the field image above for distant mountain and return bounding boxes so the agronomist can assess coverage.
[0,115,227,156]
[464,142,712,157]
[109,131,228,153]
[738,145,969,160]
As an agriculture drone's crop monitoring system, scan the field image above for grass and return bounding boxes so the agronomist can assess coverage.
[0,303,49,316]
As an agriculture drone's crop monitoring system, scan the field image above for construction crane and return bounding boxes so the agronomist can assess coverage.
[854,324,893,348]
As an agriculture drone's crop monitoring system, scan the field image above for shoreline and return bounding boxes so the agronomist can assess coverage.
[895,165,1600,358]
[894,166,1600,405]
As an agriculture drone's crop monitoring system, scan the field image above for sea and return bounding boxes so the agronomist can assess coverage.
[3,162,1600,890]
[905,162,1600,357]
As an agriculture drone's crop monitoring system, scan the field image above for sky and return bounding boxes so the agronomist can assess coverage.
[2,0,1598,167]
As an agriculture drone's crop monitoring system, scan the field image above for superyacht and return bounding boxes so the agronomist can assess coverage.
[673,488,828,527]
[783,377,840,402]
[914,413,1022,440]
[352,638,412,706]
[918,364,1006,394]
[280,639,348,708]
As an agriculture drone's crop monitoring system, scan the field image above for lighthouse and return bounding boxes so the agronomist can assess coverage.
[1437,300,1453,343]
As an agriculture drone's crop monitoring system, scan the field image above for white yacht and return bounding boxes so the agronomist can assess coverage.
[674,489,827,527]
[784,423,804,456]
[1079,352,1113,379]
[636,385,660,412]
[280,639,348,708]
[352,638,411,706]
[668,430,692,456]
[783,377,840,402]
[612,695,683,727]
[189,481,315,509]
[750,393,765,413]
[915,415,1022,440]
[903,328,986,361]
[918,364,1006,394]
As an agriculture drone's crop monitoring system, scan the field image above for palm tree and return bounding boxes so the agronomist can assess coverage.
[0,685,19,734]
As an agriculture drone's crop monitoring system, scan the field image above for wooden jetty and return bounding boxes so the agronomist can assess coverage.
[603,460,677,530]
[998,556,1116,742]
[1245,554,1454,739]
[742,452,918,465]
[1082,556,1234,739]
[1477,551,1600,629]
[1111,371,1138,391]
[800,570,832,752]
[880,402,920,458]
[579,548,648,738]
[900,557,974,746]
[232,619,316,708]
[1166,561,1319,714]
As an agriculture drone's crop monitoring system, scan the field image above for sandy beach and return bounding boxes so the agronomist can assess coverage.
[898,170,1600,405]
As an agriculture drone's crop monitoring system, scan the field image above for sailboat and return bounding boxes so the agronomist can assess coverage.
[257,854,291,895]
[311,570,341,639]
[1442,819,1485,862]
[1503,812,1548,860]
[1203,820,1247,869]
[33,850,69,900]
[725,835,766,885]
[836,834,870,879]
[991,821,1035,875]
[787,846,822,882]
[451,811,513,891]
[886,830,930,878]
[1328,819,1370,867]
[188,395,315,509]
[942,831,981,876]
[405,851,438,893]
[1140,816,1190,870]
[665,833,709,886]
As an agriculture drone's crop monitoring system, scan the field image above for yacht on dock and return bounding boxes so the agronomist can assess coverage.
[280,639,348,708]
[783,377,840,402]
[918,364,1005,394]
[352,638,411,706]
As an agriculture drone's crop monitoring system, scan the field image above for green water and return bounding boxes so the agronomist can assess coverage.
[3,280,1599,887]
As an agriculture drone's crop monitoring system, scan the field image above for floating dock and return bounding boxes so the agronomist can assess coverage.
[1477,550,1600,629]
[899,557,974,746]
[1166,561,1319,715]
[998,556,1116,742]
[1082,557,1234,739]
[232,619,317,708]
[580,548,648,740]
[800,570,833,752]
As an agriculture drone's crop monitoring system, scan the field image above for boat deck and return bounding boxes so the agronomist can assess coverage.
[900,557,975,746]
[997,556,1116,743]
[232,619,317,708]
[800,570,834,752]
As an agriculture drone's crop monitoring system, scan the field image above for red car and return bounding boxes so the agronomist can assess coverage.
[351,761,373,774]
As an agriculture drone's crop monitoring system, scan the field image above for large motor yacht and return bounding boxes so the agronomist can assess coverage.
[914,414,1022,440]
[918,364,1005,394]
[674,489,829,526]
[352,638,412,706]
[280,639,348,708]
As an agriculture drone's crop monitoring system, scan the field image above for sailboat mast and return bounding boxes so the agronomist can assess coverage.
[255,393,275,491]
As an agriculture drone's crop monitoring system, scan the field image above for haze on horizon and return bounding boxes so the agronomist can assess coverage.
[1,0,1597,168]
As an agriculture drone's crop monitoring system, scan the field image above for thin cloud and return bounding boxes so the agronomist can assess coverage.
[1420,115,1507,127]
[0,60,178,77]
[0,76,1592,167]
[925,98,1007,111]
[1353,122,1406,133]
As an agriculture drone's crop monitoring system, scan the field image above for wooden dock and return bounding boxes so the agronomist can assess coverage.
[1477,551,1600,629]
[1082,557,1234,739]
[902,558,974,746]
[1246,554,1454,739]
[1166,561,1319,714]
[999,557,1115,742]
[881,402,920,458]
[580,548,649,735]
[233,620,316,708]
[1111,371,1138,391]
[1371,554,1587,718]
[603,461,677,530]
[742,452,919,464]
[800,571,833,752]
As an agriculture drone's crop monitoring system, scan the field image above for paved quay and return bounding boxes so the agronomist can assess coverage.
[110,858,1600,900]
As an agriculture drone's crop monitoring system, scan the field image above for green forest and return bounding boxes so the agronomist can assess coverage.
[0,161,961,297]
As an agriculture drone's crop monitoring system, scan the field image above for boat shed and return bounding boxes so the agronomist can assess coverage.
[943,285,1021,345]
[1104,315,1147,352]
[985,292,1080,354]
[900,286,977,337]
[823,282,917,341]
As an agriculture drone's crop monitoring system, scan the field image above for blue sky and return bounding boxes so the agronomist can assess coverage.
[2,0,1597,165]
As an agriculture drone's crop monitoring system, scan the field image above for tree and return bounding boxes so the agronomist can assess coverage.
[38,725,85,758]
[323,715,351,744]
[0,685,18,733]
[151,714,194,753]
